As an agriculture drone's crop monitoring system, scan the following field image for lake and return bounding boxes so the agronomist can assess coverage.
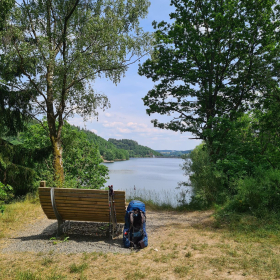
[103,158,192,206]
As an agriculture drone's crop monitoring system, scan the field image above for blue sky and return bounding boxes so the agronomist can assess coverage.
[69,0,202,151]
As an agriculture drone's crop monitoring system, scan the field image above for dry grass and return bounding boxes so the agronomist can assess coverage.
[0,194,41,240]
[1,201,280,279]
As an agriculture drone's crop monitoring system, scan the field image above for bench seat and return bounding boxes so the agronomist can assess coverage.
[38,186,126,237]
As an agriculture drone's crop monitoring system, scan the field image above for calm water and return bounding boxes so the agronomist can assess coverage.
[103,158,192,206]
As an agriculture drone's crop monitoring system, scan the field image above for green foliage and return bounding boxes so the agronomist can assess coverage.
[156,150,192,158]
[79,128,129,161]
[1,0,151,183]
[0,182,13,214]
[181,144,226,209]
[222,168,280,217]
[0,182,13,202]
[184,108,280,215]
[104,149,115,161]
[108,138,161,157]
[0,0,15,30]
[0,138,40,196]
[21,121,109,189]
[139,0,280,149]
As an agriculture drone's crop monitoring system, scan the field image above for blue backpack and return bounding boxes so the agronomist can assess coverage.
[123,200,148,249]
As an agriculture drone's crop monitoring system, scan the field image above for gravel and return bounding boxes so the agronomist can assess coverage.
[1,210,212,254]
[2,218,130,254]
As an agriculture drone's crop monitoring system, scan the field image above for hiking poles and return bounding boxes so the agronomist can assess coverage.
[108,185,118,239]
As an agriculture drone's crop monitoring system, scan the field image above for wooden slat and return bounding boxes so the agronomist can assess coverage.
[40,203,125,210]
[39,187,125,195]
[42,211,124,219]
[39,199,125,207]
[41,205,125,212]
[41,208,125,215]
[40,192,110,198]
[42,213,125,223]
[39,194,125,201]
[40,194,110,199]
[42,206,125,213]
[38,187,109,194]
[41,207,125,217]
[40,196,109,202]
[40,200,125,207]
[39,194,108,199]
[40,205,125,213]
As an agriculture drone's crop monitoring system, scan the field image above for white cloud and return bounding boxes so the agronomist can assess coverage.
[91,129,98,134]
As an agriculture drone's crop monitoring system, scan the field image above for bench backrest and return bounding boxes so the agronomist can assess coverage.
[39,187,126,223]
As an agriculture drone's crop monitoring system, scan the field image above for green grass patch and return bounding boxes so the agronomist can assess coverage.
[69,263,88,273]
[125,269,146,280]
[215,213,280,244]
[174,266,189,278]
[16,270,41,280]
[41,257,54,267]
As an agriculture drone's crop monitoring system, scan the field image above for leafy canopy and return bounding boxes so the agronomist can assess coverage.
[139,0,280,146]
[1,0,151,184]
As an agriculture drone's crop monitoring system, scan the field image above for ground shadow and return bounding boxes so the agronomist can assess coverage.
[12,221,124,247]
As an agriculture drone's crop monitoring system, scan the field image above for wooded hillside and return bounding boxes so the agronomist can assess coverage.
[108,138,161,158]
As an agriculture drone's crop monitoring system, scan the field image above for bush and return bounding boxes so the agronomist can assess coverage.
[180,144,227,209]
[0,182,14,214]
[0,182,14,202]
[220,168,280,217]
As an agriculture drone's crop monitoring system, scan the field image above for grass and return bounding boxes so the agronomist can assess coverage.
[69,263,88,273]
[174,266,190,278]
[1,194,280,279]
[41,257,54,267]
[0,193,41,239]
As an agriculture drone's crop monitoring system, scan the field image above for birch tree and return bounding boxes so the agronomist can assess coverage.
[2,0,151,186]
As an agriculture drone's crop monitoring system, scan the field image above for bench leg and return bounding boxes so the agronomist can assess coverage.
[57,219,64,237]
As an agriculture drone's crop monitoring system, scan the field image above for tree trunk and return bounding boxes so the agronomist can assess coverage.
[50,135,64,187]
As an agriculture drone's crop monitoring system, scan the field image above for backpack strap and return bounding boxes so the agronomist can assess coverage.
[129,212,134,227]
[140,211,146,224]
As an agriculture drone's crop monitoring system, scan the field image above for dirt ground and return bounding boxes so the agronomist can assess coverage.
[1,208,279,279]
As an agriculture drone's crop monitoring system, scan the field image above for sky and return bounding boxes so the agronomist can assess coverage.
[68,0,202,151]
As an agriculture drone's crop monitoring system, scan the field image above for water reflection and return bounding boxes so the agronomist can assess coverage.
[103,158,192,207]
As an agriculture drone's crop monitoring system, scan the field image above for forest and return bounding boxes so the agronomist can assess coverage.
[108,138,161,158]
[156,150,192,158]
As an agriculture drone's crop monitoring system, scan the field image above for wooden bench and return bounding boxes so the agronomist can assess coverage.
[38,181,126,238]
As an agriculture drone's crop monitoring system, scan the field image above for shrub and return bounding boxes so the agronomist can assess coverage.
[180,144,227,209]
[220,168,280,217]
[0,182,14,214]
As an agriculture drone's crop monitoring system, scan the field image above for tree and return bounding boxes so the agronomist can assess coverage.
[2,0,151,186]
[21,121,109,189]
[0,0,14,30]
[0,0,35,136]
[139,0,280,152]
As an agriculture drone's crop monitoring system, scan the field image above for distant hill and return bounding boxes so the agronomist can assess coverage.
[108,138,162,158]
[155,150,192,157]
[72,127,129,161]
